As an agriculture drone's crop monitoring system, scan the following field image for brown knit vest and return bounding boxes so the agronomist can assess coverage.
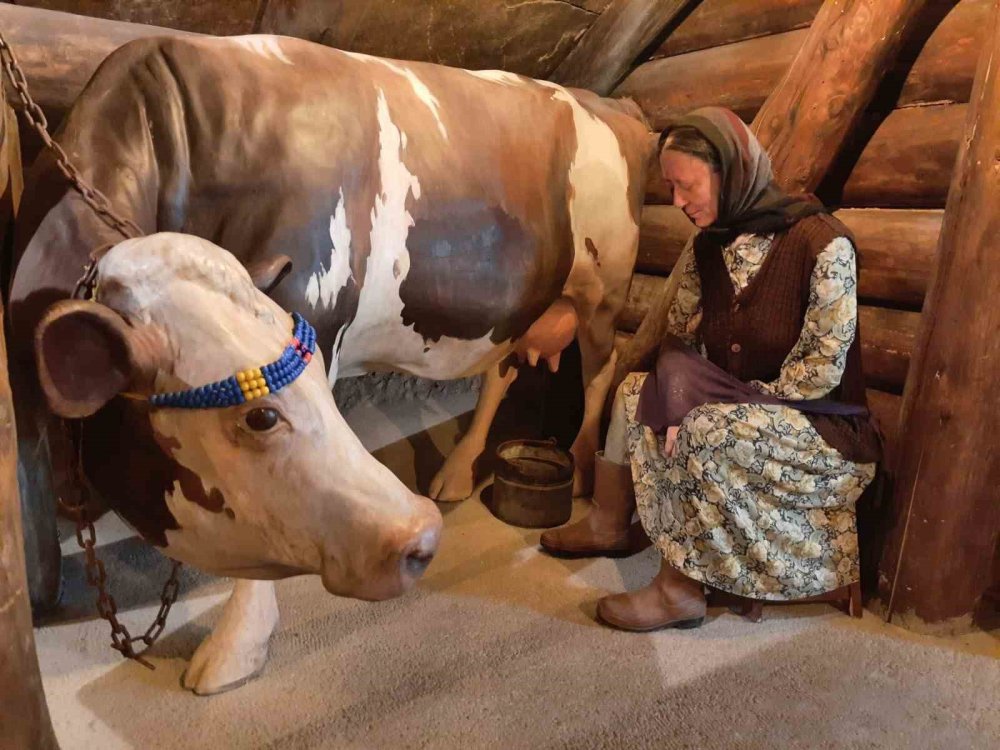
[694,214,881,463]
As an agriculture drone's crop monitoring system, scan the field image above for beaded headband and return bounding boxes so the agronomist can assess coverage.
[145,313,317,409]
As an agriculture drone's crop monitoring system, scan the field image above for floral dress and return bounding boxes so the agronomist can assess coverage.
[623,233,877,600]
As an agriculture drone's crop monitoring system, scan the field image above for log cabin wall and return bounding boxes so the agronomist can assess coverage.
[611,0,991,454]
[7,0,614,79]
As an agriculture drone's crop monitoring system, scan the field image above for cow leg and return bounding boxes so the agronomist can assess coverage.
[570,305,619,497]
[183,579,279,696]
[429,365,518,502]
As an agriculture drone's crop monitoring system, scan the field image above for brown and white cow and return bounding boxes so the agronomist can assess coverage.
[9,35,650,693]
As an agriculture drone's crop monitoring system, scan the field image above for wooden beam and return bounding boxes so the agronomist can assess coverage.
[879,2,1000,632]
[0,4,194,116]
[839,104,966,208]
[619,272,918,391]
[653,0,823,59]
[615,28,809,129]
[865,388,901,449]
[897,0,991,108]
[0,87,60,750]
[13,0,260,36]
[751,0,934,194]
[638,206,940,308]
[549,0,697,95]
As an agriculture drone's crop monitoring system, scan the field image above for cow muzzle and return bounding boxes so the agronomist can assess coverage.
[320,495,442,601]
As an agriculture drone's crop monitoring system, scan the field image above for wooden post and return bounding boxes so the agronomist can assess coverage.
[549,0,697,95]
[0,85,60,750]
[751,0,932,193]
[878,2,1000,633]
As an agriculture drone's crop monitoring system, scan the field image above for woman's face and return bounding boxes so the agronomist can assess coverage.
[659,149,720,228]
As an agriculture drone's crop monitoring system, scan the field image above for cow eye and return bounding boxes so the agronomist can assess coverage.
[244,407,279,432]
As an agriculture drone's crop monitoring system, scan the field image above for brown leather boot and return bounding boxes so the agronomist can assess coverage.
[540,452,642,557]
[596,559,707,632]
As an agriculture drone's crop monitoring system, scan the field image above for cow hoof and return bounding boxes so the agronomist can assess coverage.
[182,634,270,696]
[429,454,477,503]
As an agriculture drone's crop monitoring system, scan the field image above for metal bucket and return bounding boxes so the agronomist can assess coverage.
[489,438,574,528]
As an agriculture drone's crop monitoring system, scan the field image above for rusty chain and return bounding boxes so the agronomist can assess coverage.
[1,29,182,668]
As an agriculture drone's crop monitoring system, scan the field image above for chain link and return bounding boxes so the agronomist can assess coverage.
[1,29,182,668]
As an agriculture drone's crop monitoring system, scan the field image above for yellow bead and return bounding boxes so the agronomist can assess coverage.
[254,368,262,378]
[252,388,262,399]
[237,372,248,383]
[240,381,251,392]
[256,378,266,389]
[261,386,270,396]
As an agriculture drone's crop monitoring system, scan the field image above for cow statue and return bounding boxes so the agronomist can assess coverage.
[9,35,650,694]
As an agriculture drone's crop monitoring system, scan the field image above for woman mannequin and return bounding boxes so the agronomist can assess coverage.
[541,107,881,631]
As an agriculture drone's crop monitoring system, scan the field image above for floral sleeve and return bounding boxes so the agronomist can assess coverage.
[665,248,703,347]
[751,236,858,400]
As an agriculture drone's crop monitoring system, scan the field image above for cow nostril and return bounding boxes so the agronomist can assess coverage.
[403,548,435,577]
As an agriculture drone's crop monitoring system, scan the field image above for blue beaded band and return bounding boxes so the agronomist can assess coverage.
[148,313,317,409]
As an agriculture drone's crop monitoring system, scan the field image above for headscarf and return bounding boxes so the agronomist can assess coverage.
[661,107,826,240]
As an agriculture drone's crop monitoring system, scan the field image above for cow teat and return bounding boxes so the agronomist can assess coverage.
[511,297,578,373]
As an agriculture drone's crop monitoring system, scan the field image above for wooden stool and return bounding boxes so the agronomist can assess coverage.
[706,581,863,623]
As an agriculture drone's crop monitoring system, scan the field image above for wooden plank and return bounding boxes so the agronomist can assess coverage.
[654,0,823,58]
[879,2,1000,631]
[839,103,966,208]
[549,0,698,95]
[614,28,809,130]
[637,206,940,309]
[897,0,990,107]
[619,273,918,391]
[0,85,60,750]
[751,0,935,194]
[13,0,260,35]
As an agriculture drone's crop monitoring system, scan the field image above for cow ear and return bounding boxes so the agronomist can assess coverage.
[34,301,169,419]
[246,255,293,295]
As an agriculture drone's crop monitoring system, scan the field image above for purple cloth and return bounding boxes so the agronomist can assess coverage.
[636,336,868,432]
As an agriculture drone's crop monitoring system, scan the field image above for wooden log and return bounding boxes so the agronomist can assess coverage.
[839,103,967,208]
[638,206,941,309]
[258,0,602,80]
[0,4,194,116]
[0,85,60,750]
[619,273,918,391]
[13,0,260,36]
[897,0,990,108]
[549,0,698,95]
[879,2,1000,632]
[858,306,918,393]
[654,0,823,59]
[751,0,935,194]
[866,388,901,448]
[614,28,809,130]
[636,205,695,274]
[836,208,940,308]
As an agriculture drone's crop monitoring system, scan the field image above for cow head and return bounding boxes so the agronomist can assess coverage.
[35,233,441,601]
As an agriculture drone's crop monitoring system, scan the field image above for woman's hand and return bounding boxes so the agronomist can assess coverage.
[662,426,680,458]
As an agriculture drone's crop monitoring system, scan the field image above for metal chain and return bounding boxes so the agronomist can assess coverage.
[0,30,182,667]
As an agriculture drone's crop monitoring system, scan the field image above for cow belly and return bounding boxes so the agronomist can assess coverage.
[336,325,507,380]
